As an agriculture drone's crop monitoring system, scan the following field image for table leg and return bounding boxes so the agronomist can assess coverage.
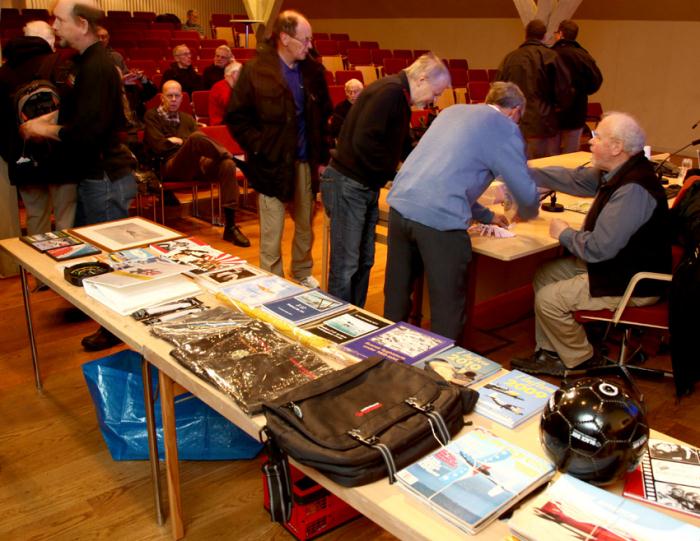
[19,265,41,391]
[321,213,330,291]
[158,370,184,540]
[141,359,164,526]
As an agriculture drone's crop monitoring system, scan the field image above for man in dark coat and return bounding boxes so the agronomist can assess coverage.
[227,10,332,286]
[201,45,233,90]
[160,44,203,96]
[552,19,603,153]
[497,19,573,159]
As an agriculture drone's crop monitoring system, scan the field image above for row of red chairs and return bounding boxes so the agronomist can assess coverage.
[116,46,256,63]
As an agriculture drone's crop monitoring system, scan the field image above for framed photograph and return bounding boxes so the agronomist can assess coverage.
[70,217,183,252]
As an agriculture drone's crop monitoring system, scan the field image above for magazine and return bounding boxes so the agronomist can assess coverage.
[413,346,502,387]
[303,308,391,344]
[396,427,555,535]
[262,289,349,325]
[510,474,700,541]
[46,242,101,261]
[150,236,244,275]
[220,275,306,307]
[624,438,700,519]
[342,321,453,364]
[195,263,267,291]
[474,370,557,428]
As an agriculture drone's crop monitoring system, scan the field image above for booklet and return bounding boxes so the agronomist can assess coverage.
[413,346,502,387]
[303,308,391,344]
[83,258,201,316]
[510,474,700,541]
[342,321,453,364]
[396,427,555,535]
[624,438,700,519]
[262,289,349,325]
[474,370,557,428]
[150,236,244,275]
[220,274,306,307]
[21,230,83,252]
[195,262,268,291]
[46,242,101,261]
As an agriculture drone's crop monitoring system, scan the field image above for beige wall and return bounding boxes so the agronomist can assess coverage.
[313,17,700,156]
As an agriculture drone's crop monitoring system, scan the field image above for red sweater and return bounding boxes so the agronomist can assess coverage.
[208,79,231,125]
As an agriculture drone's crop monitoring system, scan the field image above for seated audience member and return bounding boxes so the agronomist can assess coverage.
[144,80,250,246]
[384,82,540,341]
[512,112,671,376]
[95,25,126,73]
[202,45,234,90]
[329,78,363,140]
[209,61,242,125]
[0,20,76,236]
[182,9,205,38]
[161,45,203,96]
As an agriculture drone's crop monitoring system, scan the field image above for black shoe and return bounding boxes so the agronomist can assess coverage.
[223,225,250,247]
[511,349,566,377]
[566,351,610,374]
[162,189,181,207]
[81,326,122,352]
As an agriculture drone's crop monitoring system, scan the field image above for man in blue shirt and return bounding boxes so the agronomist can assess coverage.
[384,82,540,341]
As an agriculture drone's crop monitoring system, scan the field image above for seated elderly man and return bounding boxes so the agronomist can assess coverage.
[144,80,249,246]
[160,44,203,96]
[202,45,233,89]
[329,78,363,140]
[512,111,671,376]
[209,61,242,125]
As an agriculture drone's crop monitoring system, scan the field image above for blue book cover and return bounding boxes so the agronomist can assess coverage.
[510,474,700,541]
[262,289,349,325]
[414,346,502,387]
[396,428,555,534]
[304,308,391,344]
[474,370,557,428]
[342,321,453,364]
[221,275,305,306]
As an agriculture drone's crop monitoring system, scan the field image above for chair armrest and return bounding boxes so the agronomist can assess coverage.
[612,272,672,324]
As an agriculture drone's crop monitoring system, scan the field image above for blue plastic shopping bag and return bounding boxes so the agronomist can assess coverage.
[82,349,262,461]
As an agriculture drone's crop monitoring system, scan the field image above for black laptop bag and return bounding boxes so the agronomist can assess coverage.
[260,357,465,522]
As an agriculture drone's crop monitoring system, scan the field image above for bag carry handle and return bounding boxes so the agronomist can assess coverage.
[405,397,451,446]
[259,426,292,523]
[348,429,398,484]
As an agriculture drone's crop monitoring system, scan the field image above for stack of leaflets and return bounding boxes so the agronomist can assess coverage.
[624,438,700,519]
[150,237,245,276]
[413,346,502,387]
[509,474,700,541]
[474,370,557,428]
[342,321,453,364]
[261,289,349,325]
[395,428,555,535]
[21,231,100,260]
[83,257,201,316]
[220,274,306,306]
[195,262,267,291]
[303,308,391,344]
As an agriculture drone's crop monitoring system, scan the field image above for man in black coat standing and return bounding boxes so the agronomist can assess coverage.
[227,10,332,286]
[552,20,603,153]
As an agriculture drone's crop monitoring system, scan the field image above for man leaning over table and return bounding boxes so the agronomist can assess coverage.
[512,112,672,376]
[383,82,540,342]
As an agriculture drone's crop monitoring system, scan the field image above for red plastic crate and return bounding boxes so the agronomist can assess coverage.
[262,461,360,540]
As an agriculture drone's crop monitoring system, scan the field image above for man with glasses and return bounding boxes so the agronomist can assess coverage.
[202,45,234,89]
[512,112,671,376]
[321,53,450,307]
[161,44,203,96]
[383,82,540,340]
[227,10,332,287]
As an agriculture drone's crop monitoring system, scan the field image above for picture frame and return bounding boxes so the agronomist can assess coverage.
[70,217,183,252]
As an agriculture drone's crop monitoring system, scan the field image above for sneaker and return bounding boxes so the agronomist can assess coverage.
[511,349,566,377]
[298,275,320,289]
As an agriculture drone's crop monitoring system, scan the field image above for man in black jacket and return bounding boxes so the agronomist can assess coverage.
[227,10,332,286]
[161,44,203,96]
[321,53,450,306]
[497,19,573,159]
[552,20,603,153]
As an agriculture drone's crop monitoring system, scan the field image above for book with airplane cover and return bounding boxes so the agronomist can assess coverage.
[509,474,700,541]
[624,438,700,519]
[474,370,557,428]
[262,288,349,325]
[82,258,201,316]
[21,230,82,252]
[413,346,502,387]
[195,262,268,291]
[46,242,101,261]
[150,236,244,275]
[342,321,453,364]
[220,274,306,307]
[396,427,555,535]
[303,308,391,344]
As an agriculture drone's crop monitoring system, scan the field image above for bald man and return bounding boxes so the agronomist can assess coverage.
[21,0,137,351]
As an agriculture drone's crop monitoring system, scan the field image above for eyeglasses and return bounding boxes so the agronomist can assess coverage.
[287,34,312,47]
[176,52,192,57]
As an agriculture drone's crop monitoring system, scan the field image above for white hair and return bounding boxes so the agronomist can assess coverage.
[603,111,646,154]
[224,61,242,77]
[404,52,450,87]
[344,78,363,92]
[24,20,55,50]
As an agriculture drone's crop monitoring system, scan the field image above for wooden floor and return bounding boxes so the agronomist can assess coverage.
[0,202,697,540]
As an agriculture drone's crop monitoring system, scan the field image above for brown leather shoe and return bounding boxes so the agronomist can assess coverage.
[223,225,250,247]
[81,326,122,352]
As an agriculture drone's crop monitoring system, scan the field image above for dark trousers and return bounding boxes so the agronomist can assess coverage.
[162,131,238,208]
[383,208,472,341]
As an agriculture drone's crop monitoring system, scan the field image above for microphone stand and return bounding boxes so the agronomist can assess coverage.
[655,138,700,183]
[540,190,564,212]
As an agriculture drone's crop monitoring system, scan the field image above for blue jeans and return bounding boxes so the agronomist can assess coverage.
[76,172,137,226]
[320,166,379,307]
